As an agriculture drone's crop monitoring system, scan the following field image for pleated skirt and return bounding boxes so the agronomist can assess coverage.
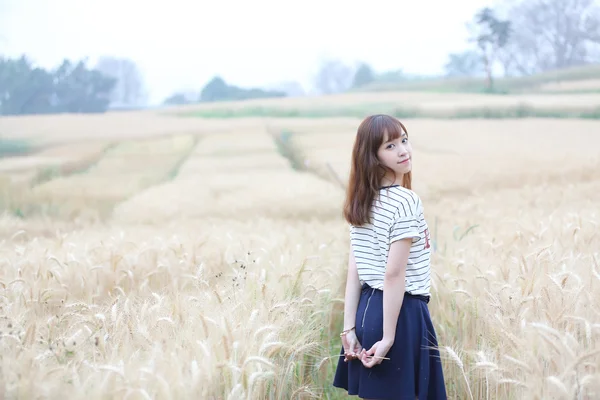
[333,283,447,400]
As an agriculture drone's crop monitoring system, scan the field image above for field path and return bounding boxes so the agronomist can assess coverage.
[110,126,345,224]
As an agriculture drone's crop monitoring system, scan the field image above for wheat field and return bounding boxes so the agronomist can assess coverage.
[0,95,599,399]
[537,79,600,92]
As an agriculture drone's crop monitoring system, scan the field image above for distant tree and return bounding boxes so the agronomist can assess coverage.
[265,81,306,97]
[94,56,146,107]
[352,63,375,88]
[163,92,195,106]
[0,56,53,115]
[376,69,408,83]
[52,59,116,113]
[498,0,600,74]
[469,7,511,90]
[199,76,286,102]
[444,50,484,77]
[200,77,229,102]
[0,55,116,115]
[314,59,355,94]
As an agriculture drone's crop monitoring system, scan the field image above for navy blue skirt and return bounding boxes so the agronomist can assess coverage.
[333,283,447,400]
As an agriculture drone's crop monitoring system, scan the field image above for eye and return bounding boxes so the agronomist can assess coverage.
[402,137,408,144]
[386,143,395,149]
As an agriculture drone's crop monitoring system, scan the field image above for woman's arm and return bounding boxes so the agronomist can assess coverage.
[360,237,411,367]
[343,246,362,331]
[382,237,411,342]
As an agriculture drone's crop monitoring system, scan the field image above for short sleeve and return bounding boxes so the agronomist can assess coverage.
[390,214,420,243]
[389,196,421,244]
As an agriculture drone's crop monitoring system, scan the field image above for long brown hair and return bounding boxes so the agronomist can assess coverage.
[343,114,412,227]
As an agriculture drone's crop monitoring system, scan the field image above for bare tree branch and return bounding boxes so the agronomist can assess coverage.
[499,0,600,73]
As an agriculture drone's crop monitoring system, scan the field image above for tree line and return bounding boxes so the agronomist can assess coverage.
[0,54,295,115]
[163,76,288,106]
[0,55,150,116]
[163,62,378,106]
[1,0,598,115]
[0,56,116,116]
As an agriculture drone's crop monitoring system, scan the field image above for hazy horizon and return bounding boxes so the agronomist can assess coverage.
[1,0,498,105]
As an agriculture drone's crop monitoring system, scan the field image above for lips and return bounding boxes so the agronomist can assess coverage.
[398,158,410,164]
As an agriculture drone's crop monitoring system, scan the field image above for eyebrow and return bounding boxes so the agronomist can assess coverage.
[384,131,407,143]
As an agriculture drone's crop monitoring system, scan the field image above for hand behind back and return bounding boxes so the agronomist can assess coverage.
[341,330,362,362]
[360,338,394,368]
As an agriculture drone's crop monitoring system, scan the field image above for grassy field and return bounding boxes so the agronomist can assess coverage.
[170,90,600,120]
[0,89,599,399]
[358,64,600,94]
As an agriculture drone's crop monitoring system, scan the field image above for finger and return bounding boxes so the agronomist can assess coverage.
[345,345,357,361]
[366,343,377,356]
[344,349,355,362]
[360,350,371,362]
[363,354,383,368]
[361,356,376,368]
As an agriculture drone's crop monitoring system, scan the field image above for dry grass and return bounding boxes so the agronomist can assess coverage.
[166,92,600,119]
[1,90,600,146]
[0,215,347,399]
[0,135,198,221]
[537,79,600,92]
[0,107,599,399]
[290,118,600,199]
[427,179,600,399]
[0,142,110,174]
[168,91,600,111]
[110,127,343,224]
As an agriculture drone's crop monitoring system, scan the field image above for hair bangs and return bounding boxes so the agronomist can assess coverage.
[370,115,408,151]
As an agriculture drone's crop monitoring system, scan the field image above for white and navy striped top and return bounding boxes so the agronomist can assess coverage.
[350,185,432,296]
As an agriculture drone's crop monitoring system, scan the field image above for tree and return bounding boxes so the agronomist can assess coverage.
[264,81,306,97]
[199,76,286,102]
[444,50,484,77]
[162,91,196,106]
[0,56,52,115]
[94,56,146,107]
[53,60,116,113]
[313,59,355,95]
[499,0,600,74]
[352,63,375,88]
[376,69,408,83]
[469,7,511,90]
[200,76,229,102]
[0,55,116,115]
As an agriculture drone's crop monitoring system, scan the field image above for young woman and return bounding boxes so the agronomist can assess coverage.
[332,115,447,399]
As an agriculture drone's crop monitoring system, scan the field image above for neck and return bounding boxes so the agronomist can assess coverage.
[381,173,403,187]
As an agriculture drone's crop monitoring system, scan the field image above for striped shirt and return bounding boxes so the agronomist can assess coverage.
[350,185,432,296]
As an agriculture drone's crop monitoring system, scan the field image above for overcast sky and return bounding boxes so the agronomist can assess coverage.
[1,0,497,104]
